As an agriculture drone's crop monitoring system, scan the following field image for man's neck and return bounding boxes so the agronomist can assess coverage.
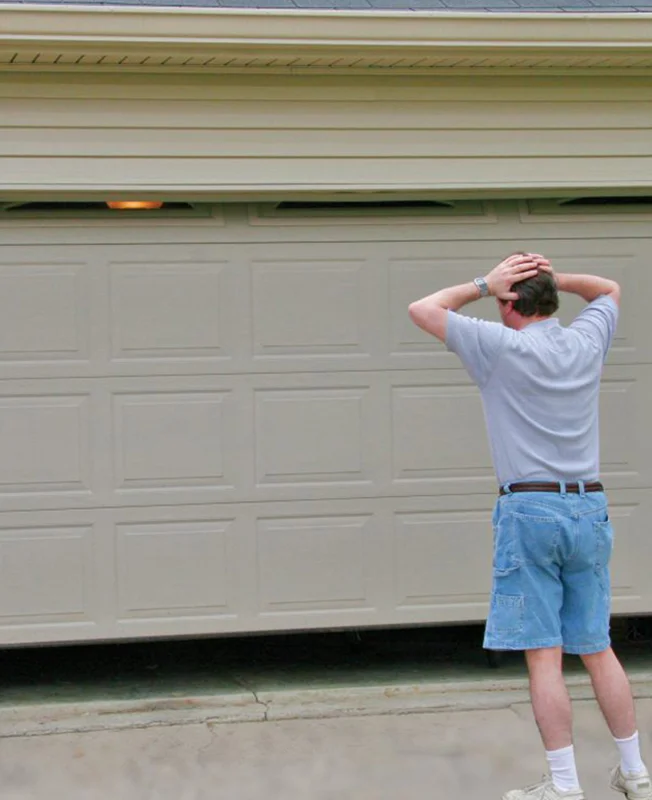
[512,314,553,331]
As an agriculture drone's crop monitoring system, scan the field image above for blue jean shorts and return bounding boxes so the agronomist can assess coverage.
[483,487,613,655]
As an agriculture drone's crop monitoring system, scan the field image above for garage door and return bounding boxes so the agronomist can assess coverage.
[0,199,649,646]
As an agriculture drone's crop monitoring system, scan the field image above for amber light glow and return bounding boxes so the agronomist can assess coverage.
[106,201,163,210]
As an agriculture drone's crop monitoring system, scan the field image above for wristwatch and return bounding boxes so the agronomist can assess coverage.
[474,277,490,298]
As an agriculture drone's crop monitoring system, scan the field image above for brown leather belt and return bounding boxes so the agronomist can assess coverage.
[499,481,604,496]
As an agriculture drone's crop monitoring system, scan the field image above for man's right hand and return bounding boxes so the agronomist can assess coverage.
[484,253,540,300]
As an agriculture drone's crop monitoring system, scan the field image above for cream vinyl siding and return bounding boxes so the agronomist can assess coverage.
[2,74,652,195]
[0,200,648,646]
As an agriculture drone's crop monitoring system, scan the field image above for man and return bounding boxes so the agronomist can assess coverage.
[408,253,650,800]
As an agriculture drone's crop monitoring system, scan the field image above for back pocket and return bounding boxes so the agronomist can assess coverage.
[510,511,561,567]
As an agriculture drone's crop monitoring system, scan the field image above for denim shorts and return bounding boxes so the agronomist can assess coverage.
[483,487,613,655]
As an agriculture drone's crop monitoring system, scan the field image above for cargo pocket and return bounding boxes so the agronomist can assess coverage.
[594,518,614,570]
[492,514,519,578]
[488,592,525,636]
[594,517,614,593]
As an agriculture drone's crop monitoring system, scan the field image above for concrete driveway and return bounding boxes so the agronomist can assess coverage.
[2,698,651,800]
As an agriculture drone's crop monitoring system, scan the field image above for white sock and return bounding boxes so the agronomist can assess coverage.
[546,745,581,792]
[615,731,646,776]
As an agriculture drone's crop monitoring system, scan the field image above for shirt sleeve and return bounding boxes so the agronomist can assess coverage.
[568,295,619,358]
[445,310,506,388]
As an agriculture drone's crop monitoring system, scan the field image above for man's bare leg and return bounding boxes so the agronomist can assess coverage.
[581,647,648,782]
[526,647,573,751]
[524,647,582,793]
[581,647,636,738]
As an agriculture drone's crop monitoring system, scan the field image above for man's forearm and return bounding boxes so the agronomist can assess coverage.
[556,273,620,304]
[407,255,539,342]
[409,282,480,317]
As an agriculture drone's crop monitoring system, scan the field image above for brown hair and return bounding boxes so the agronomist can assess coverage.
[501,252,559,318]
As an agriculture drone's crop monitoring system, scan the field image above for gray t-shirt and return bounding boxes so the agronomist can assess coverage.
[446,295,619,485]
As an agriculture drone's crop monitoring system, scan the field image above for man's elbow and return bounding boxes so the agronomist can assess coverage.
[408,301,423,326]
[607,281,621,306]
[408,301,447,341]
[408,301,431,332]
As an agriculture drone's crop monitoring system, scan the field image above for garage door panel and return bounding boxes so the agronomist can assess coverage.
[603,250,651,364]
[600,366,650,490]
[251,257,374,359]
[0,259,91,365]
[247,370,388,503]
[391,382,493,485]
[109,258,237,364]
[608,500,644,612]
[256,514,377,615]
[113,390,234,492]
[108,378,251,507]
[394,510,493,613]
[0,517,102,642]
[115,518,238,621]
[254,386,375,490]
[0,389,96,504]
[105,248,252,375]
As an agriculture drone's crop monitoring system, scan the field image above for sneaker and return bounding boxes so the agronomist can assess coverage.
[503,777,584,800]
[611,764,652,799]
[503,776,585,800]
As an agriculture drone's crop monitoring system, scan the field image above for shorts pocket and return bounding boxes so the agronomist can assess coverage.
[511,511,560,567]
[594,518,614,570]
[493,515,519,577]
[488,593,524,635]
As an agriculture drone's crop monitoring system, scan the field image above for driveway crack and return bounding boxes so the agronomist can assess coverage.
[232,674,269,721]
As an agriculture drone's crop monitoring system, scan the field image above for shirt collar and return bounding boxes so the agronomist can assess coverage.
[523,317,560,331]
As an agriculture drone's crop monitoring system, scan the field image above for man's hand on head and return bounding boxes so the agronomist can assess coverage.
[484,254,540,300]
[408,251,554,343]
[528,253,556,285]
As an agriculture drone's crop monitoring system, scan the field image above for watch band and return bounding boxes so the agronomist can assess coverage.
[474,277,490,298]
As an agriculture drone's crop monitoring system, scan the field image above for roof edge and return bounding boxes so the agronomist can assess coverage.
[2,4,652,72]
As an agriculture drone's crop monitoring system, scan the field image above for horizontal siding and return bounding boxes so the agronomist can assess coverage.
[5,157,652,190]
[3,73,652,101]
[2,127,652,158]
[2,74,652,192]
[5,99,652,129]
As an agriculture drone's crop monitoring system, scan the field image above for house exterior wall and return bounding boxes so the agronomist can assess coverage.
[0,66,651,645]
[2,73,652,197]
